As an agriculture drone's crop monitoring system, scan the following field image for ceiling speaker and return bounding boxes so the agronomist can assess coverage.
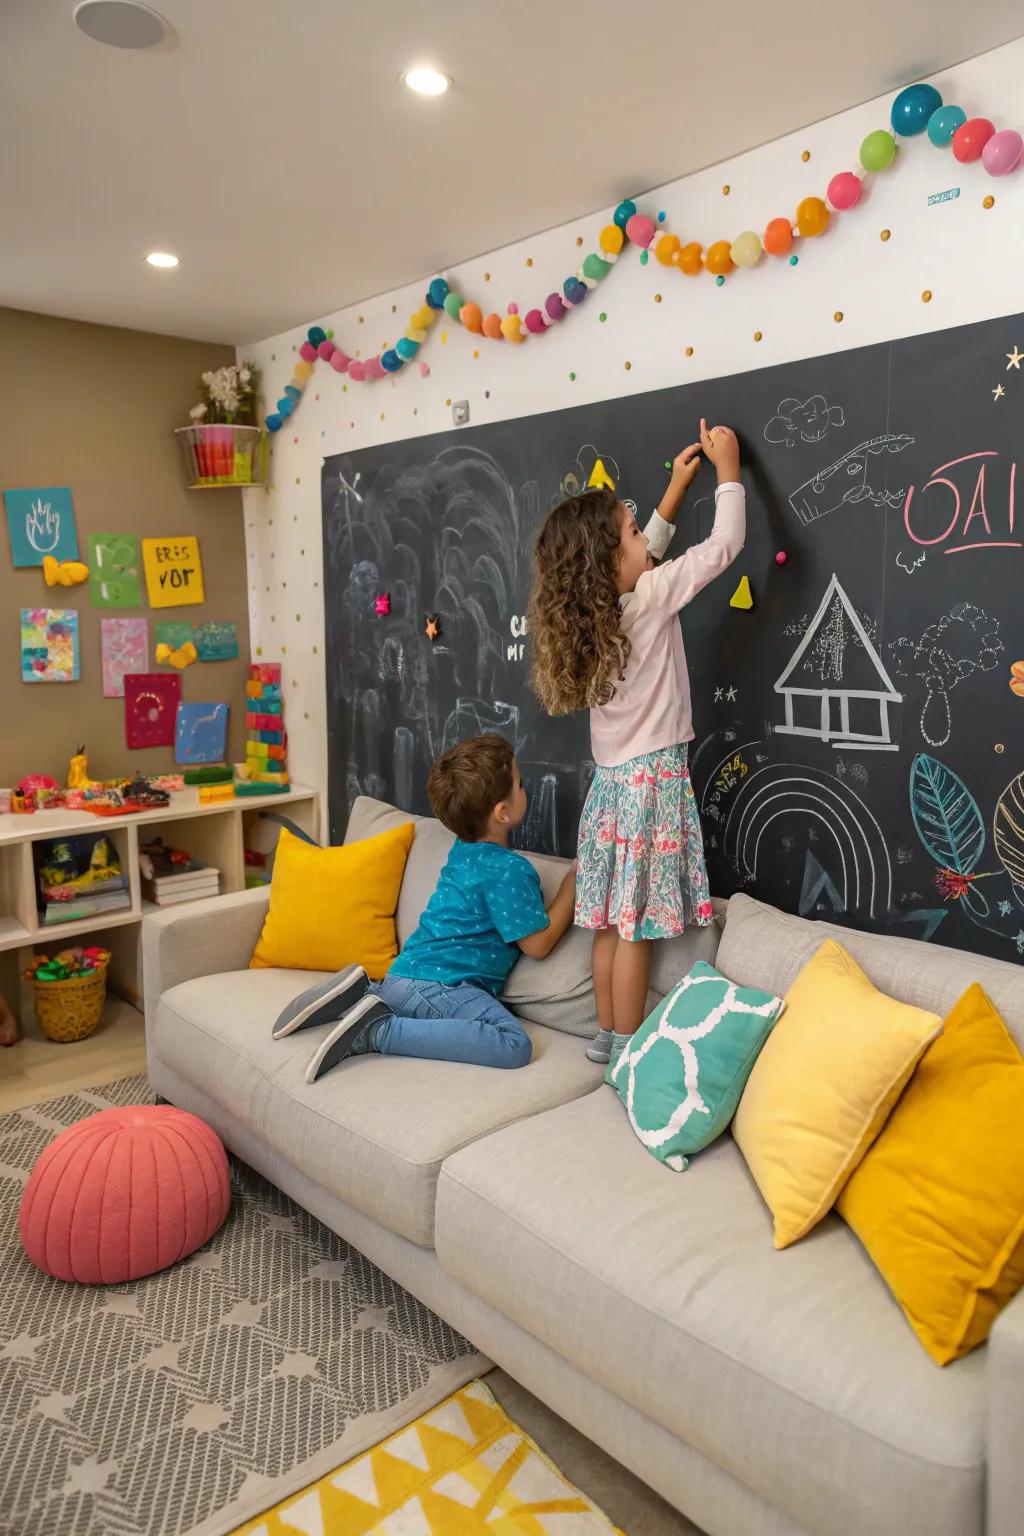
[73,1,167,49]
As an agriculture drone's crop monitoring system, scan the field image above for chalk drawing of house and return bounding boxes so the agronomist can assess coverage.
[775,574,902,751]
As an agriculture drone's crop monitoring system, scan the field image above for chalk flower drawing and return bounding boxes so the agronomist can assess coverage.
[787,433,915,527]
[764,395,845,447]
[775,575,901,751]
[889,603,1003,747]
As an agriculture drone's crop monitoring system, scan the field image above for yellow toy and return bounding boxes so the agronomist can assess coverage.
[67,745,98,790]
[43,555,89,587]
[155,640,198,670]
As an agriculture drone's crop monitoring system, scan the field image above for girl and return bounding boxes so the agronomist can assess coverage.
[527,420,745,1069]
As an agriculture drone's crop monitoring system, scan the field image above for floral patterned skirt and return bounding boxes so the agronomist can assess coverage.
[575,744,712,942]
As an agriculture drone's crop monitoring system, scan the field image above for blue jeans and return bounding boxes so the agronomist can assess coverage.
[368,975,532,1069]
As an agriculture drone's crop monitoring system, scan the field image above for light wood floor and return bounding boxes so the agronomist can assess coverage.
[0,996,147,1114]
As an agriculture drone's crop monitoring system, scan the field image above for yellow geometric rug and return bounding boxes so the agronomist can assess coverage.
[231,1379,624,1534]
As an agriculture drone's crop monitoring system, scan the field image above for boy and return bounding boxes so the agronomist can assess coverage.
[272,734,576,1082]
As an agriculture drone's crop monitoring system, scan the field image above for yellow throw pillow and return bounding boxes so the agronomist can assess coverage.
[251,823,414,978]
[733,939,941,1249]
[839,984,1024,1365]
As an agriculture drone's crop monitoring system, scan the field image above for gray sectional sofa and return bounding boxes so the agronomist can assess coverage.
[143,795,1024,1536]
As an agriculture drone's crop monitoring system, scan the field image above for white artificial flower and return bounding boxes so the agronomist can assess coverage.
[189,403,208,421]
[239,367,251,385]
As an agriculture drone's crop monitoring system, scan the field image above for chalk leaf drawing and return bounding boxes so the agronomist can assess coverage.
[909,753,986,878]
[889,603,1003,747]
[775,575,902,751]
[994,771,1024,888]
[764,395,845,447]
[788,433,915,527]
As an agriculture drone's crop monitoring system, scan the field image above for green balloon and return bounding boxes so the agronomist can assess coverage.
[582,252,610,282]
[443,291,463,320]
[860,129,896,173]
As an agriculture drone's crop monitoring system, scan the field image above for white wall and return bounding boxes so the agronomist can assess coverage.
[241,39,1024,813]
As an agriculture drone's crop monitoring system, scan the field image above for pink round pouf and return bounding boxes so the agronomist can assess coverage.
[19,1104,230,1284]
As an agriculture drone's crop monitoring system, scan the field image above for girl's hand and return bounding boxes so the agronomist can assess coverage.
[699,419,741,481]
[670,441,702,490]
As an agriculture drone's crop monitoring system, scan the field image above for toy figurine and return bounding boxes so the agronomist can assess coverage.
[67,746,97,790]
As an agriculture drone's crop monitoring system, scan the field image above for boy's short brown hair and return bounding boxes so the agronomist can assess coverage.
[427,733,515,842]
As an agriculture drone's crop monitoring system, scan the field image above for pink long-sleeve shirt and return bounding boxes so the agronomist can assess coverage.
[589,482,746,768]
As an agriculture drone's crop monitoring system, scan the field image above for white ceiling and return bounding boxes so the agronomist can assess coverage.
[2,0,1021,344]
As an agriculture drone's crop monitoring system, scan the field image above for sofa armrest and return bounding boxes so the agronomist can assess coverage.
[987,1285,1024,1535]
[142,888,269,1024]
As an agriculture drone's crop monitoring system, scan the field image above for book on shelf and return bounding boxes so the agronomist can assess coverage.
[144,862,220,893]
[43,888,132,925]
[142,882,220,908]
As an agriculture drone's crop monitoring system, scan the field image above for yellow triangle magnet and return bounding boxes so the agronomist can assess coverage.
[729,575,754,610]
[587,457,616,491]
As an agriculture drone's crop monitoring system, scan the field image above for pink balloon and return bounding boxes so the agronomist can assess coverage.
[364,356,387,379]
[982,128,1024,177]
[625,213,657,248]
[827,171,862,210]
[348,361,366,382]
[524,308,546,333]
[317,340,336,361]
[329,349,350,372]
[298,341,317,362]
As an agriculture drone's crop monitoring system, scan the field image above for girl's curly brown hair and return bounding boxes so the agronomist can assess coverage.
[527,486,630,715]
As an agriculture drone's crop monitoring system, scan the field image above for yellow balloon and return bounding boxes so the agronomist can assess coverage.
[500,313,525,343]
[293,359,313,379]
[599,223,624,256]
[796,196,830,237]
[409,305,435,330]
[730,230,762,268]
[405,327,428,344]
[655,234,681,266]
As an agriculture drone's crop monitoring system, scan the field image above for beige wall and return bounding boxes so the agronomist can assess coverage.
[0,307,251,787]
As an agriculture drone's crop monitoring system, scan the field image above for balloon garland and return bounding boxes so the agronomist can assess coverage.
[265,81,1023,433]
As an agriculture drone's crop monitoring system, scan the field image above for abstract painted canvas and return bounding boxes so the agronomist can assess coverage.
[88,533,141,608]
[100,617,148,698]
[21,608,80,683]
[5,488,79,567]
[124,672,180,749]
[195,621,239,661]
[175,702,229,764]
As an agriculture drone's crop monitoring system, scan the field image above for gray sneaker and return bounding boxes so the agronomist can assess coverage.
[305,995,391,1083]
[272,964,367,1039]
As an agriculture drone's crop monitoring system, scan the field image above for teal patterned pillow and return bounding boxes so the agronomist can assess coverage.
[608,961,784,1171]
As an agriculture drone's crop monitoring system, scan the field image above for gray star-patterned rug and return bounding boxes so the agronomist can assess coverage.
[0,1075,487,1536]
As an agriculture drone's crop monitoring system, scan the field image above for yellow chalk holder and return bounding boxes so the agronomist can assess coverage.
[198,783,236,804]
[729,576,754,611]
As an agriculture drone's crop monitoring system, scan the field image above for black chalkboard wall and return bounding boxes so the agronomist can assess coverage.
[323,308,1024,964]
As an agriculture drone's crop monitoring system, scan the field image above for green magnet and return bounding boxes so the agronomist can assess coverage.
[639,250,649,265]
[599,312,607,322]
[789,255,799,266]
[715,275,725,286]
[569,371,576,381]
[664,461,672,470]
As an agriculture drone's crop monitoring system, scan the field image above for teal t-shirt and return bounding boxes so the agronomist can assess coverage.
[389,839,549,995]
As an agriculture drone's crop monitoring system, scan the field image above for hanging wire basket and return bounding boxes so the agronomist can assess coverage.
[175,424,269,489]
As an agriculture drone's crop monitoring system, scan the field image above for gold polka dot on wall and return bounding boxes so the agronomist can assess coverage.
[995,742,1005,753]
[685,346,694,357]
[256,646,262,657]
[754,331,763,342]
[358,315,364,323]
[983,195,995,209]
[484,390,490,399]
[281,645,287,654]
[446,397,452,407]
[304,711,309,719]
[312,644,318,654]
[722,184,730,195]
[880,229,891,241]
[624,360,632,371]
[834,311,844,323]
[484,272,490,282]
[921,290,932,303]
[654,293,662,303]
[576,236,583,247]
[801,150,811,162]
[392,303,397,313]
[526,257,533,267]
[473,349,479,359]
[380,411,385,421]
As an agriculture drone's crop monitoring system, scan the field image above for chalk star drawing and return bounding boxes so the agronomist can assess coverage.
[1016,930,1024,955]
[764,395,845,447]
[1007,347,1023,370]
[714,687,724,702]
[993,384,1006,401]
[999,900,1013,917]
[889,603,1003,748]
[725,685,738,702]
[787,433,915,526]
[775,575,901,752]
[424,615,441,641]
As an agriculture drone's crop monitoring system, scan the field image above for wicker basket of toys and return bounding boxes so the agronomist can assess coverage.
[24,948,110,1043]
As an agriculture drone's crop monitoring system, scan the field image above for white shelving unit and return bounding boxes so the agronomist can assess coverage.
[0,786,318,1031]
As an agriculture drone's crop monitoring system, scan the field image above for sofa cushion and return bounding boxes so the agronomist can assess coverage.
[151,966,602,1247]
[344,796,720,1037]
[435,1090,985,1536]
[718,891,1024,1051]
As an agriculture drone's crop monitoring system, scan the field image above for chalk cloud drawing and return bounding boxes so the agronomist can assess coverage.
[889,603,1003,747]
[788,433,915,527]
[764,395,845,447]
[775,575,902,751]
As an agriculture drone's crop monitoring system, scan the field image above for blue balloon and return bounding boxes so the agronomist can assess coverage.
[891,82,942,136]
[428,277,449,307]
[563,276,587,305]
[395,337,420,360]
[283,384,301,400]
[380,349,403,373]
[277,397,294,417]
[307,325,326,346]
[927,104,966,147]
[266,413,283,432]
[613,199,637,229]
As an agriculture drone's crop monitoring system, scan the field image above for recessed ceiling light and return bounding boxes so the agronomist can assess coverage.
[402,66,451,97]
[73,1,166,49]
[146,251,179,269]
